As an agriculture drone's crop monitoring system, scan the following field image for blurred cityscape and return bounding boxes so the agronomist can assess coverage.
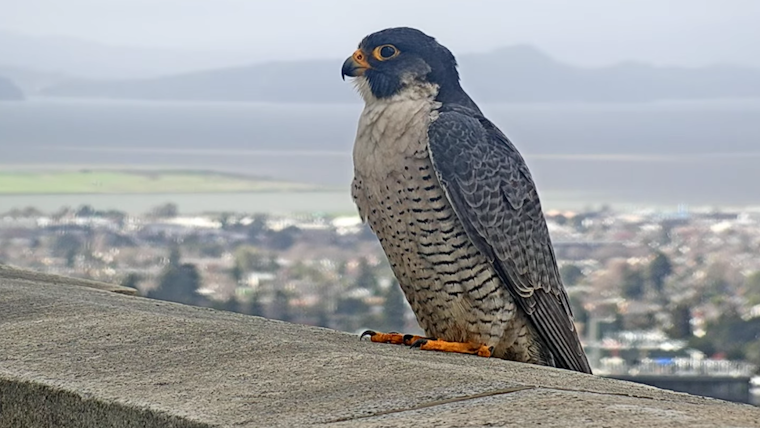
[1,202,759,403]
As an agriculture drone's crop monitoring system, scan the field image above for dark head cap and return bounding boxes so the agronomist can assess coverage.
[342,27,464,101]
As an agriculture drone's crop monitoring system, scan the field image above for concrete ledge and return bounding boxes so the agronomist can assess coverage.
[0,264,136,295]
[0,378,206,428]
[1,270,760,427]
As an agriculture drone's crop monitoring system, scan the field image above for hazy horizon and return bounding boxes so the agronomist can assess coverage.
[2,0,760,71]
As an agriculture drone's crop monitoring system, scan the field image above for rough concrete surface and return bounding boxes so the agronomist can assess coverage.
[1,271,759,427]
[0,264,136,295]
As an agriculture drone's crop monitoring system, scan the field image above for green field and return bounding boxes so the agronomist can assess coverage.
[0,170,326,194]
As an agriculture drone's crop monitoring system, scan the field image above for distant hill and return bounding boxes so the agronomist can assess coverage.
[460,46,760,103]
[43,59,352,103]
[0,76,24,101]
[0,30,251,80]
[0,65,70,94]
[41,45,760,103]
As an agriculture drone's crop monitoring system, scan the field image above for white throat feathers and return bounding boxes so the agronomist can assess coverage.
[351,76,442,180]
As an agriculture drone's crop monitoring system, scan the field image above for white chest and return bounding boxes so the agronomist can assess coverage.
[351,81,441,180]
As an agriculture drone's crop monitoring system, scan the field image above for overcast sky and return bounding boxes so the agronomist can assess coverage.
[3,0,760,67]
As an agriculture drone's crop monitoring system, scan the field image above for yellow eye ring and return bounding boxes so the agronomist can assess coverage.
[372,44,400,61]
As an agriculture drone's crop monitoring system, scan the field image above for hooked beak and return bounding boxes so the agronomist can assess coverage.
[341,49,371,80]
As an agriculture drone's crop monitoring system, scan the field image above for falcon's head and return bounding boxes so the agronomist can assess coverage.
[341,27,462,101]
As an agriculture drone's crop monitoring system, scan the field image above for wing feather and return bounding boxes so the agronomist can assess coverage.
[428,105,592,373]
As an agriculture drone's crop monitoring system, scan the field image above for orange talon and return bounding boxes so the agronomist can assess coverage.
[367,331,405,344]
[411,339,493,358]
[360,330,404,344]
[360,330,429,346]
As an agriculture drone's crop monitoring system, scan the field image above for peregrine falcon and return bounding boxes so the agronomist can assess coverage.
[342,27,592,373]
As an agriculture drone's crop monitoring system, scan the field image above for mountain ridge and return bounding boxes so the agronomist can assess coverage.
[39,45,760,103]
[0,30,252,79]
[0,75,24,100]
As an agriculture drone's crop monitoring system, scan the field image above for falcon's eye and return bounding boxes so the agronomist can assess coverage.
[373,44,399,61]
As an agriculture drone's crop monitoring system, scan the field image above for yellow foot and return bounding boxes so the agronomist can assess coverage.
[410,338,493,358]
[360,330,428,346]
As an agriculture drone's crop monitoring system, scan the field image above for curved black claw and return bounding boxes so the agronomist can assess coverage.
[488,346,495,357]
[360,330,376,341]
[404,334,435,346]
[409,338,428,349]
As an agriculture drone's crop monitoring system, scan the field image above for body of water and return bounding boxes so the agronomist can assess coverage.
[1,98,759,213]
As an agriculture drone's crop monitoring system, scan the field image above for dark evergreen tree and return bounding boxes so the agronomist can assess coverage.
[559,264,584,286]
[355,258,379,293]
[336,297,369,316]
[218,297,239,313]
[147,247,203,305]
[168,245,182,266]
[271,289,293,322]
[231,263,243,284]
[149,203,179,218]
[667,303,692,340]
[52,234,83,257]
[65,248,77,268]
[568,293,589,328]
[621,265,645,300]
[647,251,673,295]
[383,282,408,332]
[267,226,299,251]
[246,292,265,317]
[689,308,760,363]
[745,271,760,306]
